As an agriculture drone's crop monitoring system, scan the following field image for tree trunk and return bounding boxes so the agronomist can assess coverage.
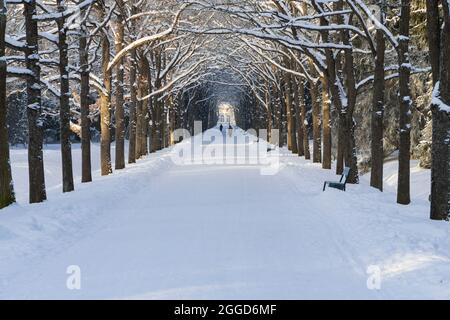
[0,0,15,208]
[147,59,153,152]
[299,79,310,159]
[370,20,386,191]
[141,57,150,155]
[114,3,125,170]
[321,76,331,169]
[426,0,441,85]
[430,1,450,220]
[57,0,74,193]
[79,20,91,183]
[283,65,297,153]
[135,56,143,159]
[315,4,344,173]
[265,83,273,143]
[397,0,411,205]
[310,80,321,163]
[100,34,112,176]
[337,113,346,174]
[342,26,359,184]
[128,49,137,162]
[152,50,162,152]
[24,0,46,203]
[293,77,304,156]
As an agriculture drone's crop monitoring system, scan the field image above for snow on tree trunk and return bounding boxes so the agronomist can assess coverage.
[370,13,386,192]
[128,44,137,163]
[430,1,450,220]
[293,77,304,157]
[283,61,297,153]
[299,78,310,160]
[114,0,126,170]
[321,76,331,169]
[24,0,46,204]
[79,19,91,183]
[397,0,412,205]
[310,79,322,163]
[57,0,74,193]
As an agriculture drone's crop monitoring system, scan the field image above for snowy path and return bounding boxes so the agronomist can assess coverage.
[1,129,450,299]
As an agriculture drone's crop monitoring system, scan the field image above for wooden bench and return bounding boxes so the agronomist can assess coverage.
[323,167,351,192]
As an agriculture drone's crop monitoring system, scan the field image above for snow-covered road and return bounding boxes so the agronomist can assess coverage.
[1,128,449,299]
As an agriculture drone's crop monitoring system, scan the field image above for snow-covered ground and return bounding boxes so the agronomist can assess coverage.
[0,128,449,299]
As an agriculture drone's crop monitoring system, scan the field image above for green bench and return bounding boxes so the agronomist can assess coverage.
[323,167,351,192]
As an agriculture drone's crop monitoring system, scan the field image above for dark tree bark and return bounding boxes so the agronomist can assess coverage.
[283,56,297,153]
[0,0,15,208]
[151,50,162,152]
[342,25,359,184]
[314,1,344,173]
[135,55,143,159]
[430,0,450,220]
[299,79,310,159]
[276,85,284,147]
[397,0,412,205]
[370,12,386,191]
[114,1,125,170]
[426,0,441,85]
[293,77,304,156]
[146,58,153,152]
[128,47,137,162]
[24,0,46,203]
[57,0,74,193]
[265,82,273,143]
[100,33,112,176]
[310,80,321,163]
[321,76,331,169]
[141,56,150,155]
[136,54,149,158]
[128,4,137,162]
[79,19,91,183]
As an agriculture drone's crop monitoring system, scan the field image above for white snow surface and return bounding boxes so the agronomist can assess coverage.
[1,128,449,299]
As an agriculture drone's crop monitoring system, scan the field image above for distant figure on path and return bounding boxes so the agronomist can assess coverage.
[228,124,233,137]
[219,124,223,132]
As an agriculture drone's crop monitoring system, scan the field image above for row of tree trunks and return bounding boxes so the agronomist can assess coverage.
[315,1,345,175]
[0,0,15,208]
[24,0,46,203]
[430,0,450,220]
